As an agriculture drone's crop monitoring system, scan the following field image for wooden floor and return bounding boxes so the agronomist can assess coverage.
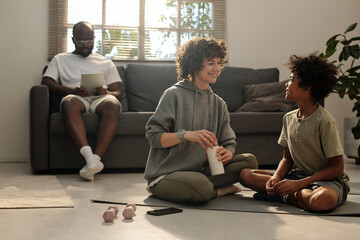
[0,158,359,240]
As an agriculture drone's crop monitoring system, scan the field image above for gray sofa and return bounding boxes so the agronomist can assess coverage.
[30,63,296,173]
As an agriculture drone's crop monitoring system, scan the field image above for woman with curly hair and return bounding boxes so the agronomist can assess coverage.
[144,37,258,203]
[239,54,350,212]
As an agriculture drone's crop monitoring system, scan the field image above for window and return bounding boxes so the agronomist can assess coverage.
[48,0,226,61]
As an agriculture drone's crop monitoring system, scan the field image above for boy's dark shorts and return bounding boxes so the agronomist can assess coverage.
[284,169,350,206]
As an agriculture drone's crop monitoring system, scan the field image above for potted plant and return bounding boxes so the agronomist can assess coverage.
[319,22,360,163]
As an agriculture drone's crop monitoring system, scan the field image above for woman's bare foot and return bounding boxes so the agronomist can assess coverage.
[217,185,241,197]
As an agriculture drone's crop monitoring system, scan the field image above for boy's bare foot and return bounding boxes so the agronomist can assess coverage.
[217,185,242,197]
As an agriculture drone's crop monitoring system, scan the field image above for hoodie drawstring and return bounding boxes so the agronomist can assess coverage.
[208,93,212,132]
[192,88,197,130]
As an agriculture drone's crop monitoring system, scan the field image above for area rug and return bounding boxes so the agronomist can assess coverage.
[91,189,360,216]
[0,175,74,209]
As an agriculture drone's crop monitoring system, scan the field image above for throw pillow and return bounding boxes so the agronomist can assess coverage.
[212,67,279,112]
[235,81,297,112]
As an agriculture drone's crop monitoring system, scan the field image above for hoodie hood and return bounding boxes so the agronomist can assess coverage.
[174,79,214,94]
[175,80,213,130]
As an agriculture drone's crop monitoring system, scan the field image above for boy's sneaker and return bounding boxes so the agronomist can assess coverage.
[253,192,288,203]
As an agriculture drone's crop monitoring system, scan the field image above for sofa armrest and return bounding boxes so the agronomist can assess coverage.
[30,85,50,172]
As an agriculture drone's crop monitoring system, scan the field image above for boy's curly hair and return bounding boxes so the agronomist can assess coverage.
[176,37,227,81]
[286,54,338,102]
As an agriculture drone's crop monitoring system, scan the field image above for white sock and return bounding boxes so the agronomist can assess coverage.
[79,146,104,181]
[93,154,101,162]
[80,146,94,166]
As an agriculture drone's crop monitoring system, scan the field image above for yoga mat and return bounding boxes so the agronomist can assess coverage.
[349,182,360,195]
[0,175,74,209]
[92,190,360,216]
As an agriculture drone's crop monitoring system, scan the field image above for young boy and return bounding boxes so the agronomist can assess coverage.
[239,54,350,212]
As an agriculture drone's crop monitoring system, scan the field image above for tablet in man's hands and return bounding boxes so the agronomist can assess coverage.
[81,73,105,95]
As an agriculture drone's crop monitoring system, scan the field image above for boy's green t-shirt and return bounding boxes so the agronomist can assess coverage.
[278,105,349,185]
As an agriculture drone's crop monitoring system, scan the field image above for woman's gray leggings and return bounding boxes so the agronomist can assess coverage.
[149,153,258,203]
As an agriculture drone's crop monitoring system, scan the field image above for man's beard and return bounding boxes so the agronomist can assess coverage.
[75,45,94,57]
[79,47,93,57]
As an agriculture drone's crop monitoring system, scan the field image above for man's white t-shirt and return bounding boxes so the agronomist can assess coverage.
[43,52,122,88]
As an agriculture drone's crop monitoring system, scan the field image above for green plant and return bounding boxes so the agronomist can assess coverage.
[319,23,360,156]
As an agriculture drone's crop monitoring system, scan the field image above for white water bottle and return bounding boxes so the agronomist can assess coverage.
[207,146,225,176]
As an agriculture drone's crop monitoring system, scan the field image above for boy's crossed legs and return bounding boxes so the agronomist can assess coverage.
[239,169,348,212]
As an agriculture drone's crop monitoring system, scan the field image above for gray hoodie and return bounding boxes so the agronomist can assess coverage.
[144,80,236,183]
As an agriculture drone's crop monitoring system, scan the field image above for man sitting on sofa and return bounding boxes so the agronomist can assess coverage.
[42,21,122,181]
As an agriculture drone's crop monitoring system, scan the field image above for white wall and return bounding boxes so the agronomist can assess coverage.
[0,0,48,162]
[227,0,360,148]
[0,0,359,162]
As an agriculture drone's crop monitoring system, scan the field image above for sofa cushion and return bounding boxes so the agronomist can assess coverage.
[211,67,279,112]
[125,64,178,111]
[230,112,285,134]
[49,112,153,135]
[116,66,129,112]
[235,81,297,112]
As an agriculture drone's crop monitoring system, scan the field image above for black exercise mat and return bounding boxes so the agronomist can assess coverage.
[91,190,360,216]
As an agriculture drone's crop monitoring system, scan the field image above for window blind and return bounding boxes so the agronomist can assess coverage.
[48,0,226,61]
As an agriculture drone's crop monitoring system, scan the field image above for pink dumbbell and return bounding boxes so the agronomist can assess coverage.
[122,203,137,219]
[103,206,119,222]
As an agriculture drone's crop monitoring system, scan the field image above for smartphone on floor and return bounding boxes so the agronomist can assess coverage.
[147,207,183,216]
